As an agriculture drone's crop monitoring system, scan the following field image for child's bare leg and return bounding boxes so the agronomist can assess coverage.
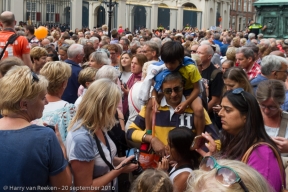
[191,97,205,135]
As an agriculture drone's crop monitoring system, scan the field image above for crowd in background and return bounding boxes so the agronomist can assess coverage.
[1,10,288,192]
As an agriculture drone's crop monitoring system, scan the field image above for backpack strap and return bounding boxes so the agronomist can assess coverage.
[210,68,221,82]
[0,33,19,59]
[278,111,288,137]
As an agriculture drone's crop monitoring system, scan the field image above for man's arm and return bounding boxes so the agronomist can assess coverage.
[22,53,33,68]
[208,96,221,112]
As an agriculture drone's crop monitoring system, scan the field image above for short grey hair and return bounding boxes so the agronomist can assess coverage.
[258,33,263,38]
[89,37,99,44]
[236,47,255,60]
[95,65,120,82]
[200,40,211,46]
[150,37,162,51]
[130,41,141,47]
[145,41,160,57]
[261,55,288,75]
[161,37,172,45]
[260,39,270,47]
[213,33,220,40]
[89,51,111,65]
[67,44,84,59]
[248,33,255,40]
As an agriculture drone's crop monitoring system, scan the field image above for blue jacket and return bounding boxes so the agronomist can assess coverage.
[61,59,82,103]
[250,74,268,94]
[154,57,195,91]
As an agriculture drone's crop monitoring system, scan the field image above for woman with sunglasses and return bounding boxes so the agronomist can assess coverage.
[158,127,200,192]
[0,66,71,190]
[256,80,288,153]
[197,88,283,192]
[186,158,273,192]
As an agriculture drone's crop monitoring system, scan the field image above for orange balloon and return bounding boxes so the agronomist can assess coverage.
[34,26,48,39]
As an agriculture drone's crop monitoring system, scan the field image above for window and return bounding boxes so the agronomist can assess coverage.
[46,4,55,22]
[232,1,236,10]
[248,0,252,12]
[238,0,242,11]
[243,0,247,12]
[26,2,36,22]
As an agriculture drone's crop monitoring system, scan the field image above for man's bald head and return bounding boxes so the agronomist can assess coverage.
[0,11,15,27]
[200,44,214,56]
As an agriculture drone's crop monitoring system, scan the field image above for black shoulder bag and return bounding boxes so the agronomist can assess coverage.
[94,132,115,192]
[0,33,19,59]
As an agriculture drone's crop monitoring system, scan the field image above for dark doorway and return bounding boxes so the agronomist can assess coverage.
[183,11,197,28]
[64,7,70,24]
[158,8,170,29]
[134,6,146,31]
[97,6,105,28]
[82,6,89,28]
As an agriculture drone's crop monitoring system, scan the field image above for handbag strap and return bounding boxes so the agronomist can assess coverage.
[278,111,288,137]
[94,132,115,191]
[241,142,285,189]
[129,85,140,113]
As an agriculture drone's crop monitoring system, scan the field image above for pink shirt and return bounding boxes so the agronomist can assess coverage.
[247,145,283,192]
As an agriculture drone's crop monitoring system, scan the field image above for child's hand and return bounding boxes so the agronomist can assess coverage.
[157,157,169,172]
[174,101,187,114]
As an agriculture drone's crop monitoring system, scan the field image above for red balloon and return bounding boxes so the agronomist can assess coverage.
[34,26,48,39]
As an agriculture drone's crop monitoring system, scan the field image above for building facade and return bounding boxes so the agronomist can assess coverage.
[0,0,231,31]
[230,0,257,31]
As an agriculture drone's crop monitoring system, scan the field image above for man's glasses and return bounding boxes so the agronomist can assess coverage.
[191,50,197,53]
[200,156,249,192]
[232,88,246,102]
[259,104,279,111]
[163,86,183,95]
[31,71,39,84]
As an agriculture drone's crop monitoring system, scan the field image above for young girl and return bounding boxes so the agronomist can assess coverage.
[158,127,200,192]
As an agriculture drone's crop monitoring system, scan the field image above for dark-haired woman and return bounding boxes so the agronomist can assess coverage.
[197,88,283,192]
[158,127,199,192]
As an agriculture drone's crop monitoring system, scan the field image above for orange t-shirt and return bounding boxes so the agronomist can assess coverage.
[0,31,30,59]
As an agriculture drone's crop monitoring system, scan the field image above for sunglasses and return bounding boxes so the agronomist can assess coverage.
[232,88,246,102]
[200,156,249,192]
[163,86,183,95]
[31,71,39,84]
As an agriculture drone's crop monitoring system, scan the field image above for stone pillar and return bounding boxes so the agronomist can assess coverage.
[169,9,177,30]
[117,0,126,28]
[129,5,134,32]
[42,2,46,24]
[177,5,183,30]
[11,0,24,23]
[197,12,202,29]
[145,6,151,29]
[151,3,158,30]
[71,0,82,30]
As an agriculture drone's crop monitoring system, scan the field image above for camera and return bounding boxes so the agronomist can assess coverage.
[130,149,143,175]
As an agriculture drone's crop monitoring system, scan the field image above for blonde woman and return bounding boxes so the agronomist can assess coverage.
[30,46,48,74]
[0,66,71,190]
[186,159,273,192]
[36,61,75,142]
[66,79,137,192]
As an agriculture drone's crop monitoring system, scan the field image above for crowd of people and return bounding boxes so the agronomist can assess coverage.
[1,10,288,192]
